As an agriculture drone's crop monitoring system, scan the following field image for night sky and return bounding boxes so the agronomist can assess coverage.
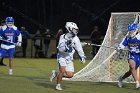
[0,0,140,36]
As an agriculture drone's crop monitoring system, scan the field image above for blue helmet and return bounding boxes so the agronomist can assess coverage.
[127,23,138,31]
[5,17,14,22]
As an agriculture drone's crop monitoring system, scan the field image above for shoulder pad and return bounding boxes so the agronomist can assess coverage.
[1,25,7,31]
[12,25,17,30]
[136,33,140,40]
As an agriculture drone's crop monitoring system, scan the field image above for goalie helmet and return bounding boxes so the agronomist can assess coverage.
[5,17,14,28]
[65,22,79,37]
[127,23,139,37]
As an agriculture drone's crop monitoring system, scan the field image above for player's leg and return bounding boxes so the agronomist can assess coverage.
[0,57,6,66]
[118,70,131,87]
[63,62,74,78]
[56,66,65,90]
[9,58,13,75]
[50,63,74,83]
[118,59,138,88]
[8,48,15,75]
[54,58,74,90]
[50,70,57,82]
[129,59,140,89]
[0,48,6,66]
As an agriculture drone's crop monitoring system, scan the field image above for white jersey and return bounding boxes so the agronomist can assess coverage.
[57,34,85,61]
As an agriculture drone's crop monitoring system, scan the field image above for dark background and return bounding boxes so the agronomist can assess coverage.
[0,0,139,36]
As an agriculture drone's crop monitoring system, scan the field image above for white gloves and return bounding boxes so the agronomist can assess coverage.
[116,44,124,51]
[0,36,2,40]
[80,56,86,64]
[117,46,122,51]
[16,42,22,46]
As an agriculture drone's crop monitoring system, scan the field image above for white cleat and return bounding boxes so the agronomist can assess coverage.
[9,69,13,75]
[56,84,63,91]
[118,76,123,88]
[50,70,56,82]
[136,83,140,89]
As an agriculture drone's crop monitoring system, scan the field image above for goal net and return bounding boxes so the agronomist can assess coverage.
[68,12,140,82]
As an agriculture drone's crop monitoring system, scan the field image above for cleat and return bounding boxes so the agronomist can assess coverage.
[56,84,63,90]
[118,76,123,88]
[9,69,13,75]
[50,70,56,82]
[136,83,140,89]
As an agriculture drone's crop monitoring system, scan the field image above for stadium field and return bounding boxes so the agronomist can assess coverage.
[0,58,139,93]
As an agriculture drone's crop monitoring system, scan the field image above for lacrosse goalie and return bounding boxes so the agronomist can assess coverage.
[117,22,140,89]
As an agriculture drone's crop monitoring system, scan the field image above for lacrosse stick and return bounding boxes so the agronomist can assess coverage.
[0,38,16,45]
[81,42,129,51]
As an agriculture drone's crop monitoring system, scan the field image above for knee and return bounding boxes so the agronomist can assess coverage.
[129,60,136,70]
[129,64,135,70]
[66,73,74,78]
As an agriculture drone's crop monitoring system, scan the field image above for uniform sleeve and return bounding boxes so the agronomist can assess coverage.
[0,25,6,37]
[16,29,22,42]
[57,35,66,52]
[119,36,128,49]
[73,36,85,57]
[0,27,2,37]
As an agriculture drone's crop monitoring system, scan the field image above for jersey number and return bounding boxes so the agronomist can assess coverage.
[130,46,140,53]
[7,36,13,42]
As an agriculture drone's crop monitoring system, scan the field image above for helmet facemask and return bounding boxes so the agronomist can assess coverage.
[5,17,14,28]
[128,29,138,38]
[70,28,79,37]
[65,22,79,37]
[127,23,139,38]
[6,22,14,28]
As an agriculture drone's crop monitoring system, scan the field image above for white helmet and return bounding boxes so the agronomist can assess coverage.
[65,22,79,37]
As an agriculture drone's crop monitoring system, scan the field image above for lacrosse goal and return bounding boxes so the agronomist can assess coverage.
[68,12,140,83]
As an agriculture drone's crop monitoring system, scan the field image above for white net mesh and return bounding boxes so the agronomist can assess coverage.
[67,12,140,82]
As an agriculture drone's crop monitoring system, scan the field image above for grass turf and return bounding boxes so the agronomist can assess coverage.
[0,58,139,93]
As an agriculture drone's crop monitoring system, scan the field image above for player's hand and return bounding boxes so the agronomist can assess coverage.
[0,36,2,40]
[66,40,73,47]
[80,56,86,64]
[114,44,121,51]
[16,42,22,46]
[80,42,86,47]
[65,45,73,53]
[115,46,123,52]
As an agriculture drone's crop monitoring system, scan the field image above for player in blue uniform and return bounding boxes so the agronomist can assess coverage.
[117,23,140,89]
[0,17,22,75]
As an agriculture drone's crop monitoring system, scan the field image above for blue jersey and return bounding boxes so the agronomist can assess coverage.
[119,33,140,69]
[120,33,140,53]
[0,25,21,46]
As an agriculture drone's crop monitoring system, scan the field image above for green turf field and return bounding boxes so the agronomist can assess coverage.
[0,58,139,93]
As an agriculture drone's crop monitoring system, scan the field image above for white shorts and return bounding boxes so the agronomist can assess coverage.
[58,58,74,72]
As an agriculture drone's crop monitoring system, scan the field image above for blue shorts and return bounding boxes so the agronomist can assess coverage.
[128,53,140,69]
[0,48,15,58]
